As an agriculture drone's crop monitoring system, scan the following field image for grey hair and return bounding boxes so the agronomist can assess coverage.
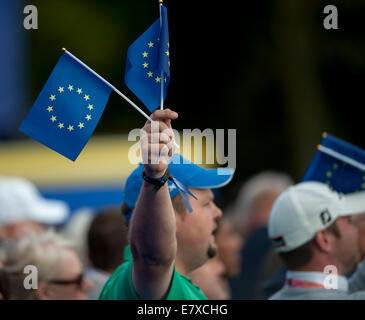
[230,171,293,223]
[2,229,74,282]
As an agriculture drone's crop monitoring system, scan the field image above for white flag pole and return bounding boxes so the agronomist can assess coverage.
[159,0,164,110]
[318,145,365,171]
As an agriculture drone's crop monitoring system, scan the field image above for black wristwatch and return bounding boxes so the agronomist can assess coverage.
[142,168,173,194]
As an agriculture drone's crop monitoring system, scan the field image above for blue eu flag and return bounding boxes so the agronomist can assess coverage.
[19,51,112,161]
[302,133,365,193]
[125,5,170,112]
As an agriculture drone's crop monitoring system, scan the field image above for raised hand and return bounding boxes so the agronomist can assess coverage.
[140,108,178,178]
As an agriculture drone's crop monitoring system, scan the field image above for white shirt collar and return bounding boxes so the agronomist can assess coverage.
[286,270,348,291]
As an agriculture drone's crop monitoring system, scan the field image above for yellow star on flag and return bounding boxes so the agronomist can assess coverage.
[165,50,169,56]
[47,106,53,112]
[68,85,74,91]
[67,125,74,132]
[85,115,92,121]
[155,76,161,83]
[58,87,64,93]
[142,62,149,68]
[49,95,56,101]
[77,88,82,94]
[142,51,148,58]
[147,71,153,77]
[50,116,57,122]
[78,122,84,129]
[148,41,154,48]
[58,123,64,129]
[88,104,94,110]
[84,95,90,101]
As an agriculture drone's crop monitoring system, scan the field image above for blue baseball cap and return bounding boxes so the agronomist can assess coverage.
[123,153,235,221]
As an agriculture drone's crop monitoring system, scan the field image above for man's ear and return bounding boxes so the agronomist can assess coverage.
[313,229,334,253]
[36,282,51,300]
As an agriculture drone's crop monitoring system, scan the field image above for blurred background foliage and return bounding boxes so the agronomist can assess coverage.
[2,0,365,208]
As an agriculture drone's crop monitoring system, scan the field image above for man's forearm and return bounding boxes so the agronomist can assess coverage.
[130,178,177,267]
[129,109,178,299]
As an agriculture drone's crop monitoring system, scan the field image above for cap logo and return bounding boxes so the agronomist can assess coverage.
[320,209,332,225]
[271,235,286,248]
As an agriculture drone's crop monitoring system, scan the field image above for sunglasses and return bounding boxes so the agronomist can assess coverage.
[48,273,84,288]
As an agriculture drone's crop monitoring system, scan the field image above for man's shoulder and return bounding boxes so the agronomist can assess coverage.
[269,286,365,300]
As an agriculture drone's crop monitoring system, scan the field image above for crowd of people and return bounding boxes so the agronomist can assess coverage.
[1,109,365,300]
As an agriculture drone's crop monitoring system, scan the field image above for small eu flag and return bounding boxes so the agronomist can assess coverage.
[19,51,112,161]
[302,133,365,193]
[125,5,170,112]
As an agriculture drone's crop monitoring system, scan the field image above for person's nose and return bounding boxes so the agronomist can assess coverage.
[213,202,223,220]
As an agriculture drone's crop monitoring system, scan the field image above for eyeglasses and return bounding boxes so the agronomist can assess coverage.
[48,273,84,288]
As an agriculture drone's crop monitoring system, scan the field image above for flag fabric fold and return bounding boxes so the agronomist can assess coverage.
[19,51,112,161]
[302,133,365,193]
[124,5,170,112]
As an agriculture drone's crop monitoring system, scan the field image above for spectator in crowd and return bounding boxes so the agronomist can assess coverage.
[60,207,94,267]
[0,176,69,243]
[86,206,128,300]
[228,171,293,299]
[0,175,70,287]
[269,181,365,299]
[99,109,234,300]
[188,256,230,300]
[215,217,244,280]
[0,230,93,299]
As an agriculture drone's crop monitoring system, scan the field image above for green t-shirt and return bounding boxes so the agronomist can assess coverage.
[99,246,207,300]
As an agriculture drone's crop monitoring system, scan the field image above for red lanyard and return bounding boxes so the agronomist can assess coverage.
[285,279,325,289]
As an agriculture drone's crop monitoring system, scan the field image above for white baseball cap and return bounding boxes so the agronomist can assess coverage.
[268,181,365,252]
[0,177,70,226]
